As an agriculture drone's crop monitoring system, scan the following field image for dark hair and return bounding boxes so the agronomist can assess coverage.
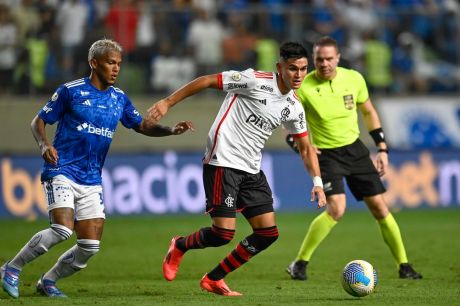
[279,42,308,61]
[313,36,339,52]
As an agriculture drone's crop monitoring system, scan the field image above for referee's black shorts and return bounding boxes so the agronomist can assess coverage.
[318,139,386,201]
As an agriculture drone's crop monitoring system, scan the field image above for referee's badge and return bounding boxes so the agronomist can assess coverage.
[343,95,354,110]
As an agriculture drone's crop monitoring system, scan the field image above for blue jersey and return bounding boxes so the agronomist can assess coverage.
[38,77,142,185]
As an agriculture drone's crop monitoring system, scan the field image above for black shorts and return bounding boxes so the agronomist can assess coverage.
[203,164,274,219]
[318,139,386,201]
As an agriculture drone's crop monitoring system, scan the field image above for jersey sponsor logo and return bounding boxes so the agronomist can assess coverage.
[83,99,91,106]
[76,122,114,138]
[80,90,90,96]
[42,105,53,113]
[97,105,107,109]
[281,107,290,121]
[231,72,242,81]
[343,94,354,110]
[246,113,274,132]
[224,194,234,207]
[260,85,273,93]
[227,83,248,90]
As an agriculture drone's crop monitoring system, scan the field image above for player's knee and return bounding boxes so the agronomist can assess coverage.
[253,226,279,251]
[29,225,73,255]
[51,224,73,241]
[204,225,235,247]
[77,239,100,257]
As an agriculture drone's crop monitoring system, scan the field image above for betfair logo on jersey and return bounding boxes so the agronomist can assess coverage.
[76,122,114,138]
[343,95,354,110]
[246,113,274,132]
[227,83,248,90]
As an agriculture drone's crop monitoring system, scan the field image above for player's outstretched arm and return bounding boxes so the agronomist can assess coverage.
[295,136,327,208]
[148,74,219,122]
[31,115,58,165]
[134,120,195,137]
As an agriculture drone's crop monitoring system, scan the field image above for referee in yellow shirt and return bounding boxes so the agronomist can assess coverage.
[286,36,422,281]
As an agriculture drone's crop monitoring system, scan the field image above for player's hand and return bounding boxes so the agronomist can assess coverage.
[148,99,169,122]
[311,186,327,209]
[172,121,195,135]
[41,144,58,165]
[376,151,388,176]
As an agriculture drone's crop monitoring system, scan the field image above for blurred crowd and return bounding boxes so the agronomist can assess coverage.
[0,0,458,96]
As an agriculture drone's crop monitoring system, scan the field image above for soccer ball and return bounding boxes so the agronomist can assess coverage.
[341,260,377,297]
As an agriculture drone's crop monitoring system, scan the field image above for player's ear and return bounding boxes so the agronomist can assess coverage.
[89,58,97,69]
[276,62,281,73]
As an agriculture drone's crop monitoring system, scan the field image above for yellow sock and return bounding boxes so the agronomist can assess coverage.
[296,211,337,261]
[378,213,408,265]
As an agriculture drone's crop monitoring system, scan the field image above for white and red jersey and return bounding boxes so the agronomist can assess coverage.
[204,68,308,174]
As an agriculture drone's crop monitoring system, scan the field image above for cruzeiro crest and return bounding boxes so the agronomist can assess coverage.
[343,94,354,110]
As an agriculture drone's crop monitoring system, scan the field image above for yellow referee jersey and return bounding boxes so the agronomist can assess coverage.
[296,67,369,148]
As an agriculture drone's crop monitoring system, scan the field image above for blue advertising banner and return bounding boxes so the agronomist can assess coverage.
[1,150,459,219]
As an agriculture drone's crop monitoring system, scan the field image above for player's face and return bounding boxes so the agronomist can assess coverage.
[313,45,340,80]
[277,57,308,93]
[91,50,122,88]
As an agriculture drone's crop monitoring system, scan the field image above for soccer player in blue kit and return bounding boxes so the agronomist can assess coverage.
[0,39,193,299]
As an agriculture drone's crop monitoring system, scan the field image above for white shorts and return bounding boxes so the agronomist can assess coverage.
[42,175,106,221]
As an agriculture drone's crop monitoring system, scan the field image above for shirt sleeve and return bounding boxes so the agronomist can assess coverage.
[219,68,256,95]
[120,95,143,129]
[355,71,370,104]
[282,100,308,137]
[38,85,70,124]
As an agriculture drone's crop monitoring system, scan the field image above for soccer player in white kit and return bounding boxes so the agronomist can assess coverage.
[150,42,327,296]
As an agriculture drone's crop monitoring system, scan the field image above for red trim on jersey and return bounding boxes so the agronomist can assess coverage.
[254,71,273,79]
[217,73,223,89]
[204,94,239,164]
[293,91,300,101]
[292,131,308,139]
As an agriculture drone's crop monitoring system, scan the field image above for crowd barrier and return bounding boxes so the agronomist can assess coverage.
[1,149,459,219]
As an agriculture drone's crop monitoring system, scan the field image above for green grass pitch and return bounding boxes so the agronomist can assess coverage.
[1,209,459,305]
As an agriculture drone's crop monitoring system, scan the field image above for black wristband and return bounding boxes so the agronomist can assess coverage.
[378,148,389,154]
[369,128,386,146]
